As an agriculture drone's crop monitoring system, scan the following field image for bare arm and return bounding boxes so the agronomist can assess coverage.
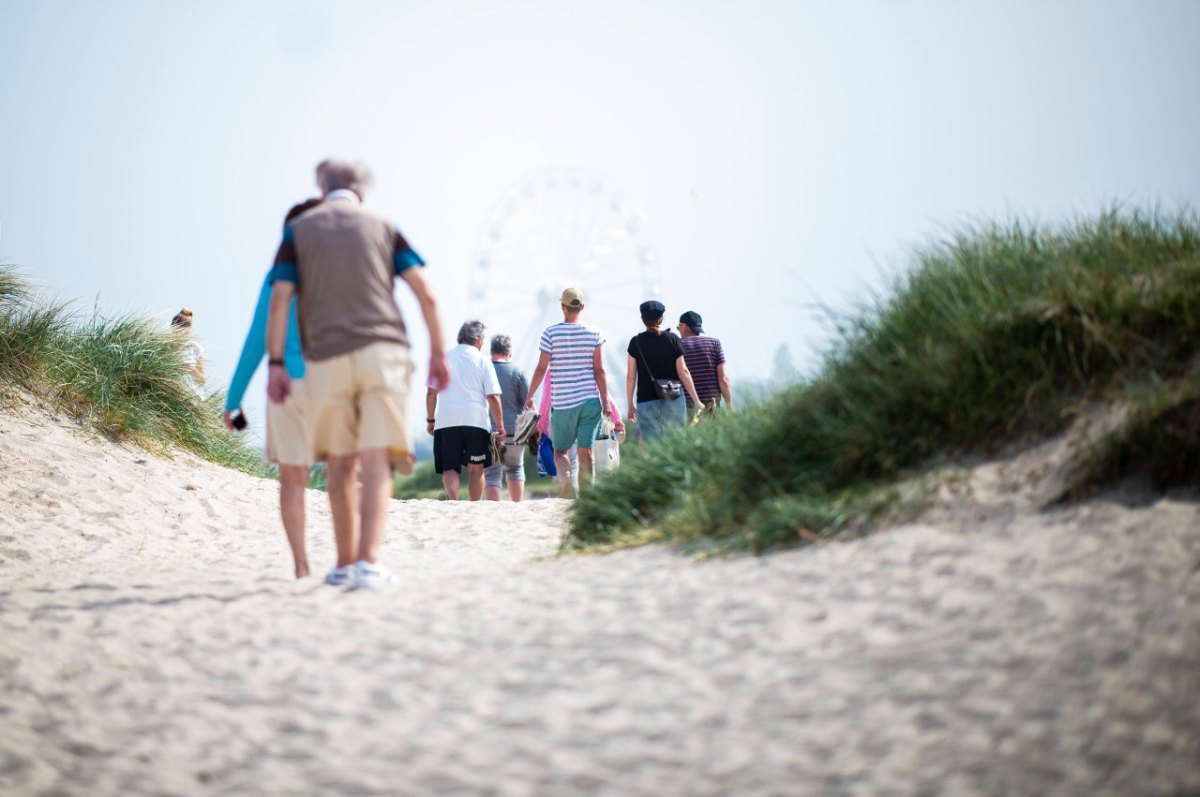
[425,387,438,437]
[266,281,295,403]
[626,354,638,421]
[717,363,734,410]
[525,352,551,410]
[592,346,610,418]
[604,391,623,427]
[401,267,449,391]
[487,394,505,437]
[676,355,702,408]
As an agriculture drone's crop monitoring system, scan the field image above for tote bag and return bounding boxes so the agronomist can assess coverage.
[593,419,621,474]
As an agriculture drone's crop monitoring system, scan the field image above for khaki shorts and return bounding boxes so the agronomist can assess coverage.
[266,377,310,467]
[305,342,415,468]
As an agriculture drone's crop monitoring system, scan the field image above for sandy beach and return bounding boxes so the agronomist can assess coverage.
[1,399,1198,796]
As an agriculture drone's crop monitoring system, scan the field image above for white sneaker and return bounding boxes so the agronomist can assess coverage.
[353,560,397,590]
[323,565,354,587]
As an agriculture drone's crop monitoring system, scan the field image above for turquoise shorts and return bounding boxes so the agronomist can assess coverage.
[550,398,603,450]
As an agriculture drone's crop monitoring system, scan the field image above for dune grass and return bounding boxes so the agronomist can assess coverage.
[0,265,269,476]
[568,207,1200,552]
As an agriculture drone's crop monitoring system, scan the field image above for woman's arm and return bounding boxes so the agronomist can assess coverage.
[626,354,638,422]
[225,279,272,416]
[537,372,552,435]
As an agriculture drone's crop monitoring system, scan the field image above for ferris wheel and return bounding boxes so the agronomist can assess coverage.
[468,167,663,385]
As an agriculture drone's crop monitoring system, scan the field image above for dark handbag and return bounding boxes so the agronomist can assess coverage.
[652,378,683,401]
[634,335,683,401]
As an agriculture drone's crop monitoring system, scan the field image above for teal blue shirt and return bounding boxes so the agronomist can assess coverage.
[225,273,305,411]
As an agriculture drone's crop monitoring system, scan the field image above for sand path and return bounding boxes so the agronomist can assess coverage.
[1,404,1198,796]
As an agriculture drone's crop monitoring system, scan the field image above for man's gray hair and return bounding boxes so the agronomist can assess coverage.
[490,334,513,356]
[315,159,374,197]
[457,320,486,345]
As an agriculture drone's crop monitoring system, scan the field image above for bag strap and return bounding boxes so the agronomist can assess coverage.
[633,334,663,382]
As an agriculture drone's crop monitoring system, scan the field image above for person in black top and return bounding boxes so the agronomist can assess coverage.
[626,300,702,442]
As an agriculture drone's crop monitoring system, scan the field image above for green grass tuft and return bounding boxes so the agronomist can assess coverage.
[570,207,1200,552]
[0,264,269,476]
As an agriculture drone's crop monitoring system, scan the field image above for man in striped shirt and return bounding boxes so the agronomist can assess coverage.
[678,310,734,417]
[524,287,612,497]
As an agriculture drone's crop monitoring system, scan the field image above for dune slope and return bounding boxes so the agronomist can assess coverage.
[1,401,1197,796]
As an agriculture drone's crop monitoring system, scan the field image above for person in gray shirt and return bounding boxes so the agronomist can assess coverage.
[485,334,530,501]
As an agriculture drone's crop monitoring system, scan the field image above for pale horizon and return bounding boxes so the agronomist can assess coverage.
[2,0,1197,439]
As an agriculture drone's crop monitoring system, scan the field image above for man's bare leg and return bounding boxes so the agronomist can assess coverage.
[555,449,573,498]
[325,455,359,568]
[278,464,310,578]
[442,470,461,500]
[358,448,391,564]
[467,463,485,501]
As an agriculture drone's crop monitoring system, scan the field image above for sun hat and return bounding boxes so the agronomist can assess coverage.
[679,310,703,333]
[561,287,585,308]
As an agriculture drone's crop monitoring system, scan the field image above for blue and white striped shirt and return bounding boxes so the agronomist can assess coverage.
[539,322,605,410]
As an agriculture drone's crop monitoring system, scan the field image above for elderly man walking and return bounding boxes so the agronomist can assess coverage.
[426,320,505,501]
[484,333,529,502]
[524,287,611,498]
[678,310,734,417]
[266,159,449,590]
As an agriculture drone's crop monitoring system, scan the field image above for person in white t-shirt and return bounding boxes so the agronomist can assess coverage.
[426,320,505,500]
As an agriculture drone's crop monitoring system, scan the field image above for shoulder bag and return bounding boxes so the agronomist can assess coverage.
[634,335,682,401]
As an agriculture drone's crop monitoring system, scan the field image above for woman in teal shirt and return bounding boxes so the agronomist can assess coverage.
[224,198,319,579]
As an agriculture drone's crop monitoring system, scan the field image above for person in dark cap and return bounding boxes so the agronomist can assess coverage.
[625,299,702,442]
[678,310,734,417]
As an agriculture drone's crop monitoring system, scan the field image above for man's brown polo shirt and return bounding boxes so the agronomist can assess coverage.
[270,198,424,362]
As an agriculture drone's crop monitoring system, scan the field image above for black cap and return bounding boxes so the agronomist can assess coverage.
[639,300,666,318]
[679,310,703,333]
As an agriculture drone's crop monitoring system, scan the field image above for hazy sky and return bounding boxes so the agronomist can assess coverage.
[2,0,1198,437]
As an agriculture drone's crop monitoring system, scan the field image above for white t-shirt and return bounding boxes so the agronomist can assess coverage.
[433,343,501,430]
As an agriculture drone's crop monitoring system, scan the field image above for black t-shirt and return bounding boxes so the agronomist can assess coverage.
[627,331,685,404]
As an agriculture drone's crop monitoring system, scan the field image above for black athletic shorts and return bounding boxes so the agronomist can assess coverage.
[433,426,493,474]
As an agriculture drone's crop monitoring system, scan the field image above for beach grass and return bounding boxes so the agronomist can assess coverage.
[568,207,1200,552]
[0,265,270,476]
